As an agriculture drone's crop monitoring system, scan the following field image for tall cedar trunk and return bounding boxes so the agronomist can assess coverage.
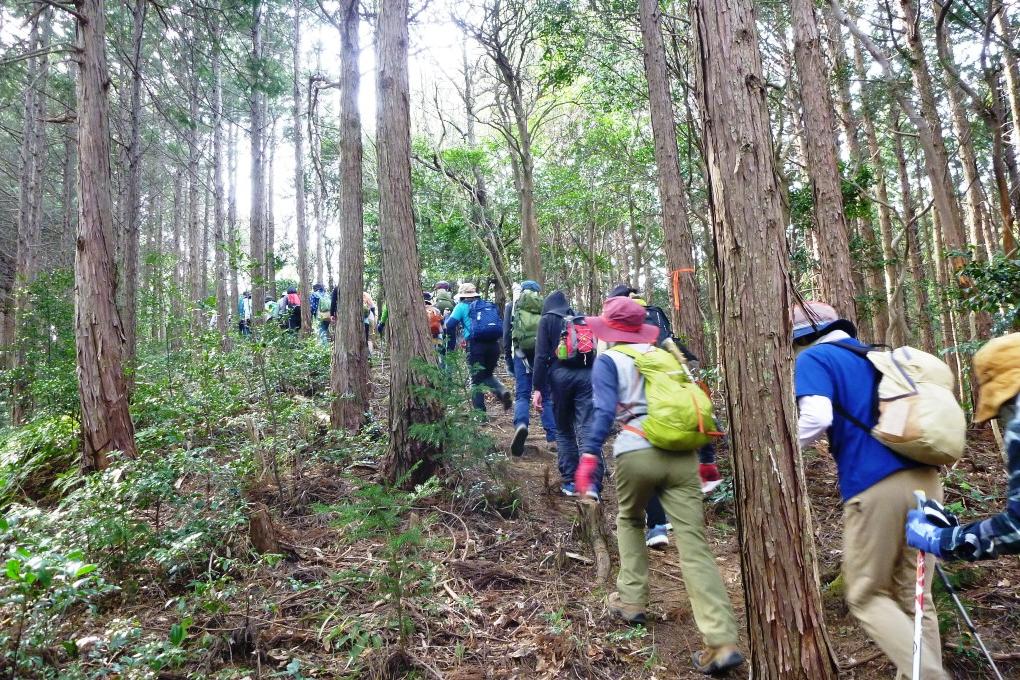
[313,162,325,287]
[292,0,311,335]
[74,0,138,469]
[692,1,839,677]
[187,39,202,327]
[266,122,277,299]
[638,0,704,359]
[171,170,184,346]
[376,0,443,486]
[854,36,903,344]
[1001,10,1020,162]
[12,9,49,423]
[202,165,211,301]
[827,8,891,341]
[149,189,163,342]
[330,0,370,431]
[227,123,239,316]
[835,1,969,290]
[61,125,77,268]
[123,0,146,369]
[249,0,267,313]
[212,18,229,345]
[791,0,857,324]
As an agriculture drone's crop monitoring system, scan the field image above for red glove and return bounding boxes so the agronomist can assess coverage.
[575,453,599,496]
[699,463,721,483]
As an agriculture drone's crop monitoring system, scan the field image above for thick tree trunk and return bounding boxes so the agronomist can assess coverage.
[330,0,370,431]
[792,0,856,323]
[692,1,839,677]
[123,0,146,369]
[376,0,442,486]
[249,0,267,314]
[74,0,137,469]
[292,0,311,336]
[212,19,229,346]
[1001,10,1020,162]
[61,124,77,268]
[266,122,277,300]
[638,0,704,359]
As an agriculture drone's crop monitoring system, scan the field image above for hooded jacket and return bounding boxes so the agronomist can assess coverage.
[532,290,574,393]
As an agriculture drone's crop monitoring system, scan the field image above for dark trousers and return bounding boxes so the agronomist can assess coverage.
[550,364,603,491]
[468,339,507,411]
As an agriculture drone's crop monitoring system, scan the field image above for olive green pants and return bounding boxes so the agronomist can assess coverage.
[615,446,739,647]
[843,467,948,680]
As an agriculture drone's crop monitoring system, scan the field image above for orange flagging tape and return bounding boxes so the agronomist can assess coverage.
[671,268,695,312]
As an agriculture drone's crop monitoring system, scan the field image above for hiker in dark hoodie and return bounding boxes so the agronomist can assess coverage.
[532,290,604,498]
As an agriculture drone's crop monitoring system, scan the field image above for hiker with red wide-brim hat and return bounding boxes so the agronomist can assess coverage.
[579,296,743,676]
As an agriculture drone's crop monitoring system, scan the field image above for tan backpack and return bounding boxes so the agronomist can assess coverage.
[832,342,966,466]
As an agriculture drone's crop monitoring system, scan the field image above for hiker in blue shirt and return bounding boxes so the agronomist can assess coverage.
[445,283,511,414]
[794,301,947,680]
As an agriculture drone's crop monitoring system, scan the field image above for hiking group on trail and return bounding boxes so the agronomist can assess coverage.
[224,276,1020,677]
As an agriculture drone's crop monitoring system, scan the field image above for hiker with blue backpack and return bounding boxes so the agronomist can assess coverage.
[532,290,603,498]
[238,291,253,337]
[504,280,558,457]
[793,301,949,680]
[445,283,512,414]
[576,296,743,675]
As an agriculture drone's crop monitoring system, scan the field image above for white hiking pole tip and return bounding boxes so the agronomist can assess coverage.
[912,490,927,680]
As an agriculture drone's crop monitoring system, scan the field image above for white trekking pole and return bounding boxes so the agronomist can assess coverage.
[912,490,928,680]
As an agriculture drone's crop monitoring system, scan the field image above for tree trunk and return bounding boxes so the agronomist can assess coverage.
[212,18,229,346]
[171,170,184,346]
[292,0,311,336]
[330,0,370,431]
[266,120,277,300]
[792,0,857,324]
[74,0,138,469]
[123,0,146,369]
[1001,9,1020,162]
[376,0,443,486]
[638,0,704,359]
[249,0,267,314]
[227,122,239,318]
[187,41,202,327]
[61,124,78,269]
[692,1,839,677]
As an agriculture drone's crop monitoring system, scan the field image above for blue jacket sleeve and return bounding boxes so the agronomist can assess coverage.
[532,314,560,393]
[940,408,1020,560]
[584,354,618,453]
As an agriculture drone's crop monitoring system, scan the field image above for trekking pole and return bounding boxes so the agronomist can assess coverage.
[932,562,1005,680]
[912,490,928,680]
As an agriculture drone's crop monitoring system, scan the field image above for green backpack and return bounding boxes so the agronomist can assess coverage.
[611,344,719,451]
[434,289,455,314]
[512,290,544,351]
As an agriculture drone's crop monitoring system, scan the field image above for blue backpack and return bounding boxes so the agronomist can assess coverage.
[469,300,503,341]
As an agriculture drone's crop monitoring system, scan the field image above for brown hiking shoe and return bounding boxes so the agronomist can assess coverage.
[692,645,744,675]
[608,592,646,625]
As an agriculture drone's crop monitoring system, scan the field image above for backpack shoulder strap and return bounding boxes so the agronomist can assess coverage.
[828,339,874,357]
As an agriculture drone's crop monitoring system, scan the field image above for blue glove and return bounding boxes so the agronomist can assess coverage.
[906,509,944,557]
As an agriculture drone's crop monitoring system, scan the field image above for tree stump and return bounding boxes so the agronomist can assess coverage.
[576,500,612,583]
[248,503,279,554]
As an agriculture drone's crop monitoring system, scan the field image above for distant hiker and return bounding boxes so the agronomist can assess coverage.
[279,288,301,333]
[264,296,277,322]
[310,283,331,345]
[424,292,444,346]
[579,296,743,675]
[445,283,512,414]
[504,280,558,456]
[377,302,389,338]
[608,284,721,549]
[532,290,602,498]
[794,301,948,680]
[907,333,1020,561]
[238,291,252,337]
[433,281,455,318]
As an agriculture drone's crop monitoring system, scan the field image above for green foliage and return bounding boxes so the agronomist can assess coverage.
[955,252,1020,331]
[0,414,78,504]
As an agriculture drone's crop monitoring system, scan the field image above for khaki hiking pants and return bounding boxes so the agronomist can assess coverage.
[843,466,948,680]
[615,446,739,648]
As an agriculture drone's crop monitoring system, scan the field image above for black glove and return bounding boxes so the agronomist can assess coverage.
[919,498,959,529]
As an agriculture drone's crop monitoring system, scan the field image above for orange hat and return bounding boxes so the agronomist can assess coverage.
[973,333,1020,422]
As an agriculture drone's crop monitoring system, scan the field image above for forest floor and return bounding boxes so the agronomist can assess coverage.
[5,350,1020,679]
